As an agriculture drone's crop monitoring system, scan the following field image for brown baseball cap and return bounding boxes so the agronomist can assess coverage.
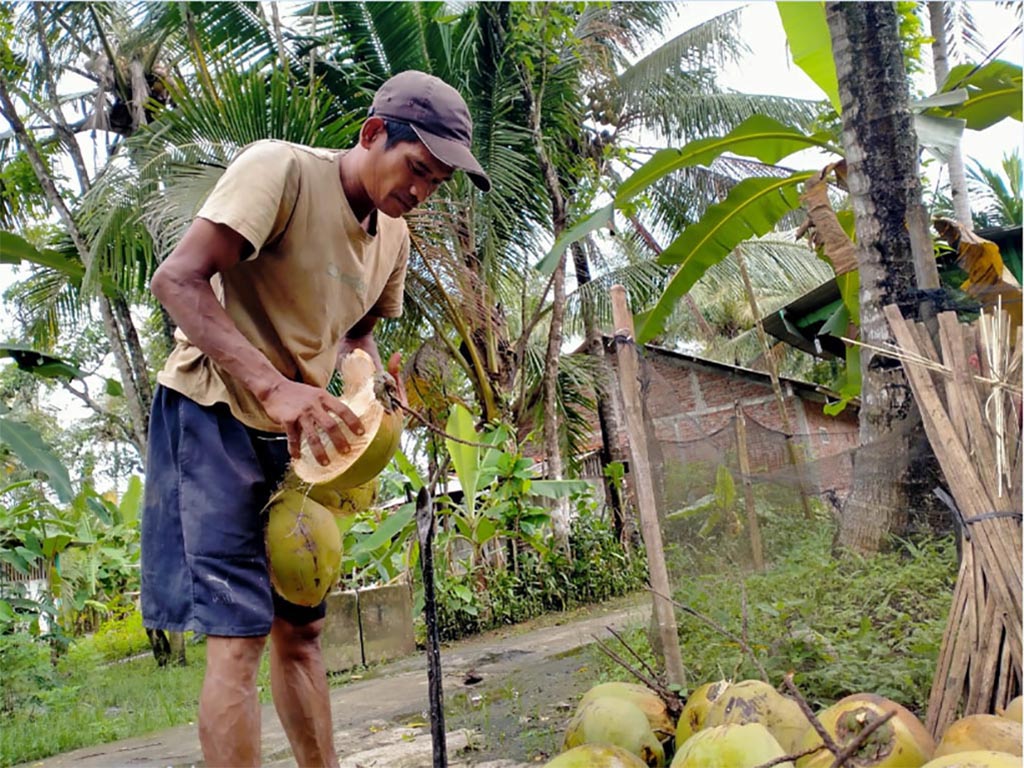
[370,70,491,192]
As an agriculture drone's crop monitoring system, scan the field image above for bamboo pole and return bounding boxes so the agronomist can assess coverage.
[735,248,815,520]
[609,285,687,688]
[734,402,765,570]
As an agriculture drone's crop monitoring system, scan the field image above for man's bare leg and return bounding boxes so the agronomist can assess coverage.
[199,635,268,767]
[269,616,339,767]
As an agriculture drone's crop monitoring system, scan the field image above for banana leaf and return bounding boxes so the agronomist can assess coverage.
[637,171,814,342]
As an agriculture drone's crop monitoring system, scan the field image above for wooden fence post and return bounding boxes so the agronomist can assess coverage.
[735,247,815,520]
[734,401,765,571]
[610,285,687,688]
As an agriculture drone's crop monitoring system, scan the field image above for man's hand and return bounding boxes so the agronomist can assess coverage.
[385,352,408,410]
[259,380,364,464]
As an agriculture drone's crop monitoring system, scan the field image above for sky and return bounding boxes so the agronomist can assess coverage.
[2,0,1023,445]
[679,1,1023,172]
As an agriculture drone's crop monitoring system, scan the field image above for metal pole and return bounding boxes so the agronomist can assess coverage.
[416,486,446,767]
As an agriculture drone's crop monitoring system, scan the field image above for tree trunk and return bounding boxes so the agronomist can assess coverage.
[826,1,941,553]
[519,55,570,549]
[574,239,631,543]
[929,2,973,228]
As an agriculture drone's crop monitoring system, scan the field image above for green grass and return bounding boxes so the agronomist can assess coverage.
[599,506,957,716]
[0,637,280,767]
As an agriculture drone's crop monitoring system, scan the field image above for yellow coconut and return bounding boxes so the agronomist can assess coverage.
[996,696,1022,723]
[703,679,808,753]
[265,490,342,607]
[544,744,649,767]
[921,750,1021,768]
[291,349,404,489]
[307,478,379,515]
[676,680,730,745]
[670,723,793,768]
[564,697,665,767]
[578,682,675,744]
[934,715,1022,757]
[794,693,935,768]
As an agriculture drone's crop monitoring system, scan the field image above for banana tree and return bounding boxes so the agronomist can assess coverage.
[442,403,588,573]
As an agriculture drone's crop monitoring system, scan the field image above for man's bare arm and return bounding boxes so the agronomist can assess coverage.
[151,218,362,463]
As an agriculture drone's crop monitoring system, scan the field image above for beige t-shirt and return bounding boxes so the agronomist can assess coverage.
[157,140,409,432]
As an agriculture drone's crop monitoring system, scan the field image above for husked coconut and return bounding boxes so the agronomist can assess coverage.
[544,744,649,767]
[578,682,675,744]
[794,692,934,768]
[921,750,1021,768]
[934,715,1022,757]
[563,696,665,767]
[670,722,793,767]
[703,679,808,752]
[676,679,730,745]
[265,490,342,606]
[292,349,404,488]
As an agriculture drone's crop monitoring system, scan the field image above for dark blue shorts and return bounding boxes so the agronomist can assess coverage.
[141,386,327,636]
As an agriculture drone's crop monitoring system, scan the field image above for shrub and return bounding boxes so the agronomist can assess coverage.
[76,605,151,662]
[431,502,647,642]
[0,634,58,716]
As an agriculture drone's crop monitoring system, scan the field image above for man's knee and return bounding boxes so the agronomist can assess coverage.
[271,617,325,659]
[206,635,267,679]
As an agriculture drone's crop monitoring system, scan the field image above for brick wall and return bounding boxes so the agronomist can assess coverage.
[588,343,859,498]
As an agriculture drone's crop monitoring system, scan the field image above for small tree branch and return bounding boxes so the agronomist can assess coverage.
[648,585,770,682]
[591,635,663,692]
[782,673,841,755]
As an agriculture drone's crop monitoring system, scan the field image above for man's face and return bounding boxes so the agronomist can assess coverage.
[365,127,454,218]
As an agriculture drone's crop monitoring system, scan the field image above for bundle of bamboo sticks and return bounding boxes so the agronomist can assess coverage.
[882,305,1022,738]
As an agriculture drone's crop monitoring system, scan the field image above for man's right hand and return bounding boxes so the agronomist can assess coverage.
[259,380,365,465]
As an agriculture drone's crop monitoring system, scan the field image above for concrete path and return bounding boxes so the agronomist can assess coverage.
[25,598,650,768]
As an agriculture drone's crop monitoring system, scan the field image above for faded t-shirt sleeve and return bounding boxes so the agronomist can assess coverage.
[371,229,409,318]
[197,141,299,257]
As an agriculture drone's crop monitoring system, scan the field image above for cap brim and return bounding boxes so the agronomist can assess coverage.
[411,125,491,192]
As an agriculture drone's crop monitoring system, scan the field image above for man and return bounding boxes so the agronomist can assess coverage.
[142,70,490,767]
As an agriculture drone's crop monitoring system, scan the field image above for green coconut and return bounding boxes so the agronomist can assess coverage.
[934,715,1022,757]
[794,692,934,768]
[703,679,808,752]
[578,682,675,744]
[676,680,730,745]
[307,478,379,516]
[564,696,665,767]
[544,744,649,767]
[265,489,342,606]
[291,349,404,489]
[670,723,793,768]
[921,751,1021,768]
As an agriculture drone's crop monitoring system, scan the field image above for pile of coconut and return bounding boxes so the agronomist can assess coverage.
[543,677,1022,768]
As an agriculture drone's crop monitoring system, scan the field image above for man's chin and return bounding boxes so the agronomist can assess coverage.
[383,198,411,218]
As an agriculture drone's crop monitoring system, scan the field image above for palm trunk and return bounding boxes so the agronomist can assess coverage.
[826,1,941,553]
[574,239,630,542]
[519,57,570,549]
[929,2,973,228]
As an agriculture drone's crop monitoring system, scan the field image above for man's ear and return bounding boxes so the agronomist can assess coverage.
[360,116,387,149]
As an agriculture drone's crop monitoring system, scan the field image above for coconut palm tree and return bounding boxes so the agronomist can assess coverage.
[52,2,827,536]
[0,2,179,452]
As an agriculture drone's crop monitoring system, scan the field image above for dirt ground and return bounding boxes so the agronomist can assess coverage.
[23,594,650,768]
